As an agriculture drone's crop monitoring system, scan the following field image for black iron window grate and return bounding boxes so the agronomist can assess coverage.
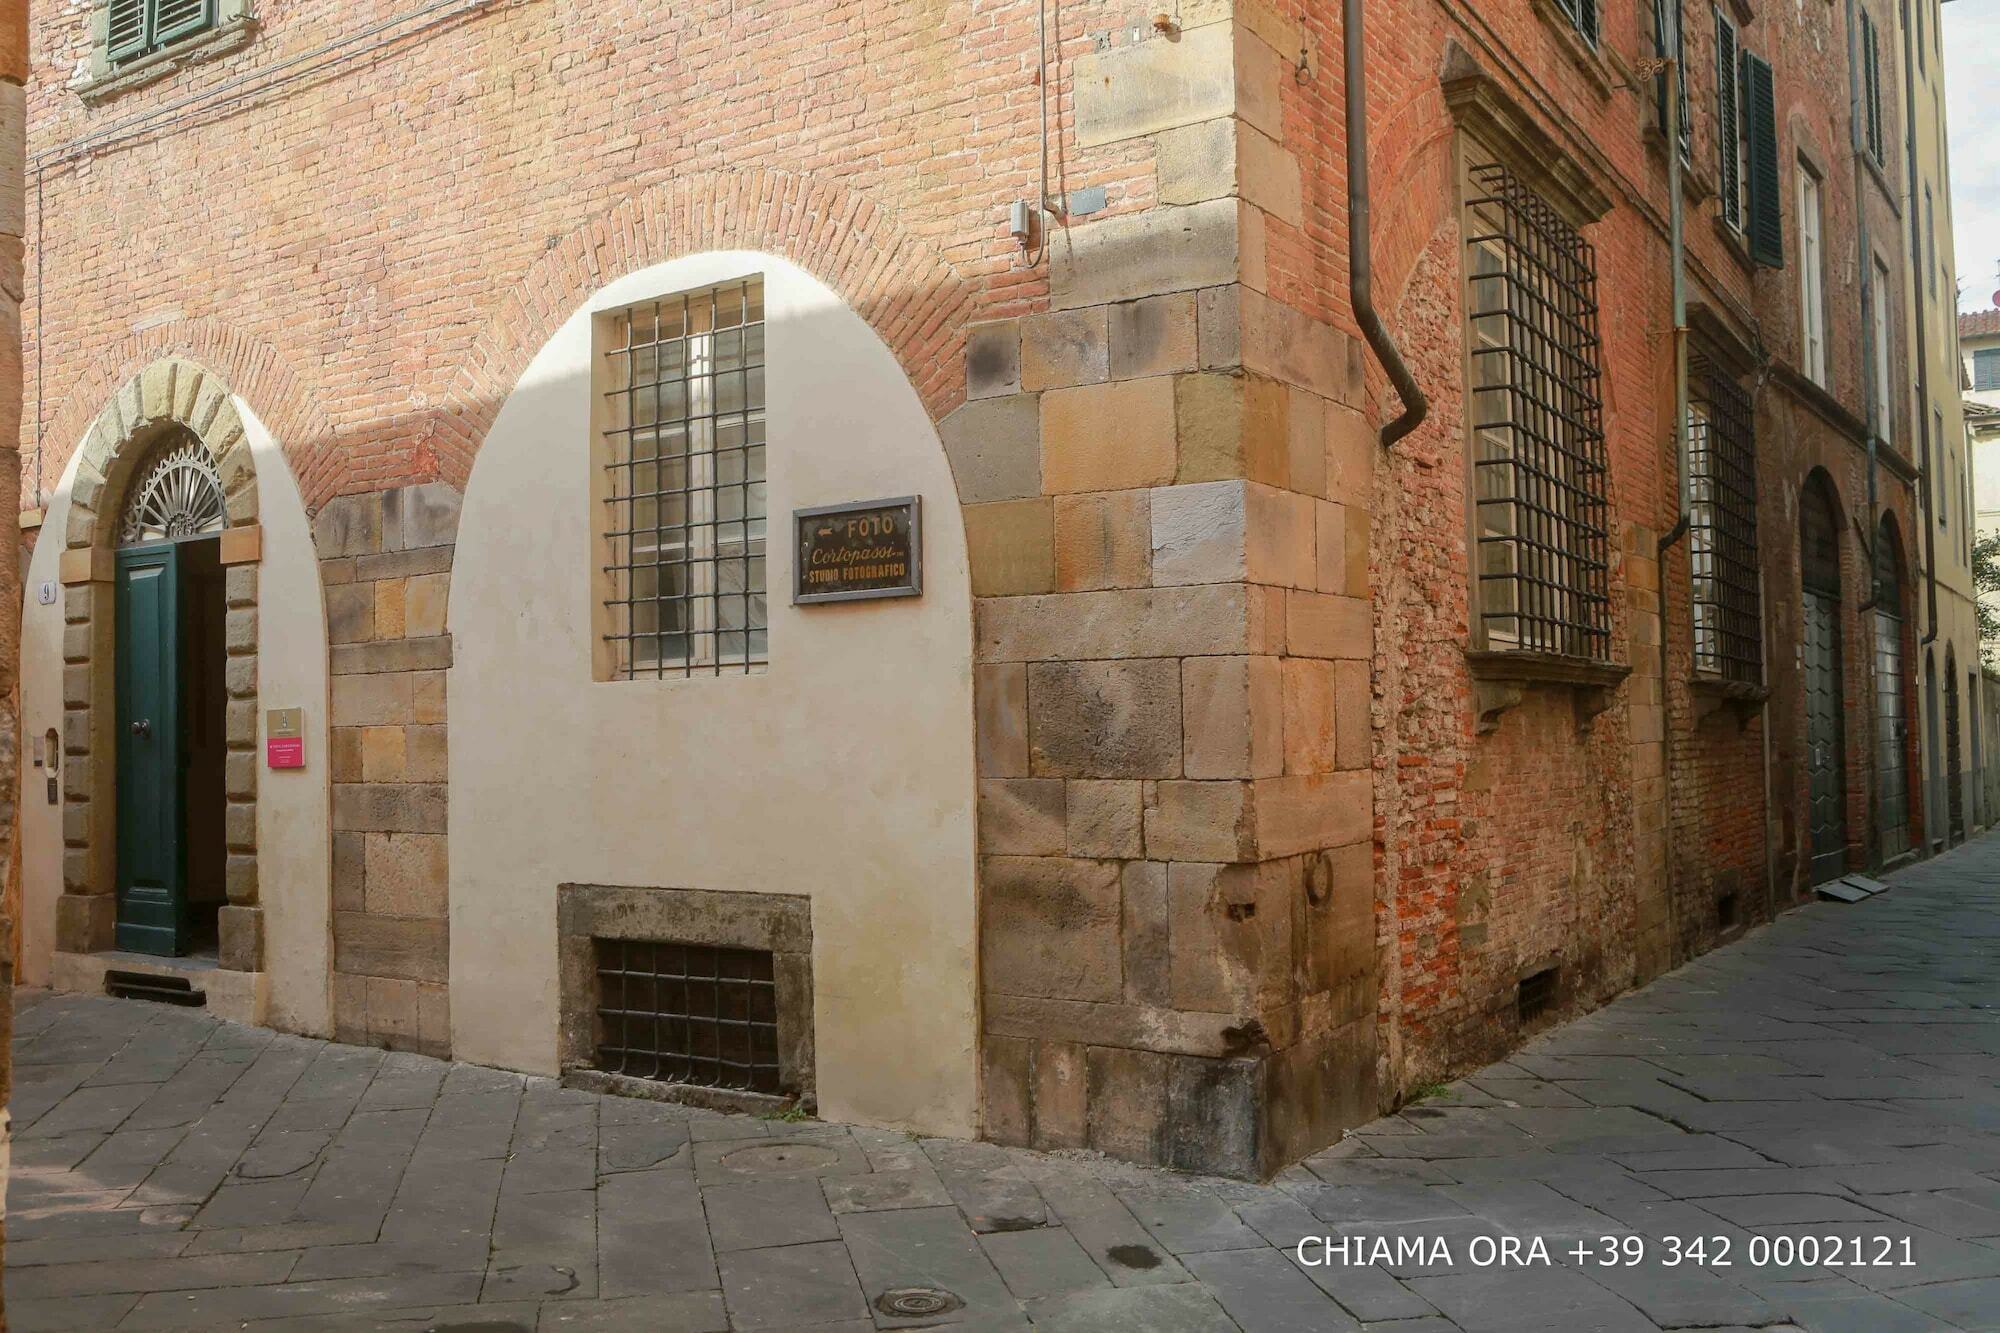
[601,278,767,679]
[594,938,784,1094]
[1465,160,1612,661]
[1689,359,1762,684]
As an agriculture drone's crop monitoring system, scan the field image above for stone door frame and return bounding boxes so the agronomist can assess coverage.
[53,357,268,978]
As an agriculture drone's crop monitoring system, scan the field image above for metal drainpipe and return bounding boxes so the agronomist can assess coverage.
[1656,41,1690,966]
[1847,0,1881,607]
[1344,0,1428,448]
[1903,0,1940,648]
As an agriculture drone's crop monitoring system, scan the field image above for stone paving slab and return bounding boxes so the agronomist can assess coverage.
[10,835,2000,1329]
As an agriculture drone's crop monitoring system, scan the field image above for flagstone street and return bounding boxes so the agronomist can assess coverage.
[8,837,2000,1332]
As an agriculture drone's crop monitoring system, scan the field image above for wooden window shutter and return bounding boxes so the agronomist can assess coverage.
[1743,51,1783,268]
[1862,14,1883,162]
[1716,13,1740,228]
[106,0,149,60]
[152,0,213,47]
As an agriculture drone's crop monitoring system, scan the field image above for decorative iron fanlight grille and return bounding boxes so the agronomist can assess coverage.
[119,440,227,546]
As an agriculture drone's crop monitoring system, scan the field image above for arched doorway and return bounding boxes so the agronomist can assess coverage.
[1946,645,1964,844]
[111,432,230,955]
[1873,518,1912,861]
[1800,474,1847,884]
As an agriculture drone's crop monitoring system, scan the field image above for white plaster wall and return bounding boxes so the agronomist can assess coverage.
[241,401,333,1036]
[14,400,331,1040]
[449,252,979,1137]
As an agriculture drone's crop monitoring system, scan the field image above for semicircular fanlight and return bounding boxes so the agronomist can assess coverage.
[119,440,227,546]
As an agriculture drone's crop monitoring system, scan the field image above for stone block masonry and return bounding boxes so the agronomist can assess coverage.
[317,482,458,1058]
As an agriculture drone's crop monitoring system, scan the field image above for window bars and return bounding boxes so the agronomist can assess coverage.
[601,278,768,679]
[1465,160,1613,662]
[1689,359,1762,684]
[593,938,785,1095]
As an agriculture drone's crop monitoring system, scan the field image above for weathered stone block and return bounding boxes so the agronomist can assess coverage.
[225,608,257,654]
[1032,1041,1089,1150]
[365,976,422,1044]
[1174,370,1288,485]
[1155,117,1236,206]
[334,911,450,984]
[225,750,258,799]
[1182,655,1282,779]
[1246,483,1316,590]
[1021,307,1108,391]
[361,726,406,783]
[978,778,1068,856]
[326,582,375,644]
[330,637,453,676]
[374,579,407,639]
[1050,199,1241,310]
[1285,591,1371,660]
[355,546,453,581]
[1290,394,1328,499]
[1074,22,1234,147]
[313,494,382,559]
[1241,288,1356,404]
[975,662,1029,778]
[1066,780,1143,858]
[404,724,448,783]
[412,672,447,723]
[1314,501,1347,593]
[225,852,259,903]
[1150,480,1246,586]
[941,394,1042,506]
[981,856,1123,1003]
[219,905,263,971]
[1121,860,1170,1005]
[332,674,415,727]
[1041,378,1176,494]
[1028,658,1182,778]
[330,727,365,784]
[332,782,447,835]
[1085,1045,1171,1162]
[1252,772,1369,858]
[1052,491,1151,592]
[1109,292,1198,381]
[1325,403,1374,502]
[1281,658,1339,775]
[225,799,257,851]
[1197,285,1241,369]
[404,572,449,638]
[381,482,461,552]
[224,655,257,700]
[964,499,1056,597]
[1237,123,1302,228]
[333,830,366,912]
[1144,780,1253,862]
[966,320,1022,399]
[56,891,115,953]
[364,832,449,917]
[978,584,1271,662]
[982,1034,1033,1147]
[225,563,258,608]
[1168,861,1288,1014]
[1334,660,1371,771]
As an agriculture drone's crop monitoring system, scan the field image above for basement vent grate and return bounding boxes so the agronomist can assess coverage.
[593,938,784,1094]
[1517,967,1557,1025]
[1716,892,1740,930]
[105,970,207,1007]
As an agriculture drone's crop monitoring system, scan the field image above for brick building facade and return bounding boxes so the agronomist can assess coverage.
[10,0,1955,1178]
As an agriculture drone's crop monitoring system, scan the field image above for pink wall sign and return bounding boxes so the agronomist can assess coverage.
[267,737,304,769]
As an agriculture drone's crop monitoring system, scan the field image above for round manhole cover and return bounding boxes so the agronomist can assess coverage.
[718,1142,842,1174]
[875,1287,964,1318]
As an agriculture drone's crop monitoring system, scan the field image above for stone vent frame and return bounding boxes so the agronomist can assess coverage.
[54,357,266,974]
[557,882,814,1113]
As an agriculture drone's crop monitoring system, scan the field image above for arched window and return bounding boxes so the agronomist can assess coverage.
[118,432,227,547]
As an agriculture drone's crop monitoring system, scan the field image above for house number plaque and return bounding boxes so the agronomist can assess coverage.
[793,497,922,604]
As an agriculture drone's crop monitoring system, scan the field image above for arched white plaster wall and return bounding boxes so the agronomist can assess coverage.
[241,401,333,1036]
[449,251,978,1136]
[15,398,331,1038]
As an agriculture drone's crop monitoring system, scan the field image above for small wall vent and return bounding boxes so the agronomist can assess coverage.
[1517,966,1557,1025]
[105,970,206,1007]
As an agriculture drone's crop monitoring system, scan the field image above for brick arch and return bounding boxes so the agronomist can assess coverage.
[429,168,981,491]
[38,319,339,511]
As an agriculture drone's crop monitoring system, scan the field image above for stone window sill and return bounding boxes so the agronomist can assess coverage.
[1466,649,1631,734]
[1529,0,1619,100]
[1712,215,1757,275]
[73,18,258,105]
[1692,673,1770,725]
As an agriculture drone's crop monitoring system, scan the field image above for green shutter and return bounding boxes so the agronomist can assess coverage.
[1744,51,1784,268]
[106,0,148,60]
[152,0,212,46]
[1716,15,1740,229]
[1862,14,1883,162]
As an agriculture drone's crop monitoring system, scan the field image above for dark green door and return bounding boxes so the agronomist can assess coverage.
[116,542,188,955]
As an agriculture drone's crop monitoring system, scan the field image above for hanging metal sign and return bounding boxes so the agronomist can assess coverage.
[793,497,922,604]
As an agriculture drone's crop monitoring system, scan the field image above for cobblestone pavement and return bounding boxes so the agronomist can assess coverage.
[8,840,2000,1332]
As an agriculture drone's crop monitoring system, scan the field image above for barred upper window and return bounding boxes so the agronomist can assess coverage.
[1464,159,1612,662]
[598,278,768,680]
[107,0,214,62]
[1689,360,1762,684]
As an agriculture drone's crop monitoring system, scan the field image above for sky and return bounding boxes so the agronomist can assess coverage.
[1946,0,2000,312]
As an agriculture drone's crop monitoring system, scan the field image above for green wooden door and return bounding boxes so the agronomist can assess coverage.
[116,542,188,955]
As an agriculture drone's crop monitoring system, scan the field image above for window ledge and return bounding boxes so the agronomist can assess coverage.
[1529,0,1618,100]
[1692,673,1770,725]
[1711,215,1757,276]
[1466,649,1631,734]
[73,17,258,105]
